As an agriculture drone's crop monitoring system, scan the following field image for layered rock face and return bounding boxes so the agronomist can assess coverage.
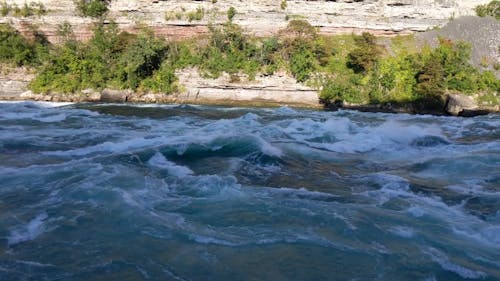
[0,0,491,41]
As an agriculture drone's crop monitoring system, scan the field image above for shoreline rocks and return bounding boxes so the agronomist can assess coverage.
[3,89,498,117]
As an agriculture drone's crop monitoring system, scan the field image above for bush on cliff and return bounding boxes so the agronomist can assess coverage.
[475,0,500,20]
[320,35,499,106]
[115,30,168,89]
[346,32,381,73]
[199,23,260,79]
[0,24,49,66]
[74,0,109,18]
[0,19,494,108]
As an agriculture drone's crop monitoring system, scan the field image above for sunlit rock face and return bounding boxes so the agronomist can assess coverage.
[0,0,491,41]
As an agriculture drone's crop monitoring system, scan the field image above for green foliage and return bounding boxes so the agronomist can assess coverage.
[280,0,287,10]
[289,45,316,82]
[414,53,446,104]
[227,7,236,22]
[1,2,9,16]
[321,35,499,107]
[475,0,500,19]
[30,22,177,94]
[140,62,178,94]
[74,0,109,18]
[199,23,258,78]
[283,19,317,39]
[0,23,49,66]
[56,21,76,43]
[347,32,381,73]
[115,30,168,89]
[0,1,46,17]
[187,7,204,22]
[168,41,200,69]
[3,19,494,108]
[320,74,367,104]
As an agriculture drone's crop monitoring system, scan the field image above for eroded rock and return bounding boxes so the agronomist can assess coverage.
[445,93,478,116]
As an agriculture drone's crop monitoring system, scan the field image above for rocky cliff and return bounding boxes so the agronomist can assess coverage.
[0,0,491,42]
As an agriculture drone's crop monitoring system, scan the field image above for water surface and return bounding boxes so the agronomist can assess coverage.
[0,102,499,280]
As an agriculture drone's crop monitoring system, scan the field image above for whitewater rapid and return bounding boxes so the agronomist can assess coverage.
[0,101,499,281]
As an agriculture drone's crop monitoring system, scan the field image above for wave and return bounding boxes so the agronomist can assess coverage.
[7,213,50,246]
[148,152,193,177]
[423,247,487,279]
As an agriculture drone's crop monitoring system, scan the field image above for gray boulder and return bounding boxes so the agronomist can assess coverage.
[100,89,129,103]
[445,93,478,116]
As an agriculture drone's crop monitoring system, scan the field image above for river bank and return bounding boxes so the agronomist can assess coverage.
[1,67,498,117]
[1,88,498,117]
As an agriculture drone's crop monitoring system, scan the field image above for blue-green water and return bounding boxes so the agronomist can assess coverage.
[0,101,499,281]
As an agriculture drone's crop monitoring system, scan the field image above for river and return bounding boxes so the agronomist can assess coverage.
[0,101,499,281]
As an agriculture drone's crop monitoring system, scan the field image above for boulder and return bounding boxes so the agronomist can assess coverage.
[100,89,128,103]
[82,89,102,102]
[445,93,478,116]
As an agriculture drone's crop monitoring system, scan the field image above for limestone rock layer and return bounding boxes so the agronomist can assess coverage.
[0,0,491,41]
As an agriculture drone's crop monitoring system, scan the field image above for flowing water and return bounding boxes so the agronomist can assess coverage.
[0,101,499,281]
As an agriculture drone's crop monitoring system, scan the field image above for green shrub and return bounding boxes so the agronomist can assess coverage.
[289,46,316,82]
[187,7,204,22]
[227,7,236,22]
[140,62,178,94]
[168,42,200,69]
[0,24,49,66]
[414,53,446,107]
[283,19,317,39]
[116,31,168,89]
[33,25,138,93]
[320,74,367,104]
[74,0,109,18]
[475,0,500,19]
[1,1,46,17]
[1,2,9,16]
[347,32,381,73]
[280,0,287,10]
[56,21,76,43]
[20,3,34,17]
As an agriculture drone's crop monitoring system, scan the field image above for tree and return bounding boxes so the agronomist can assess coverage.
[346,32,381,73]
[117,30,168,89]
[283,19,317,40]
[414,54,446,109]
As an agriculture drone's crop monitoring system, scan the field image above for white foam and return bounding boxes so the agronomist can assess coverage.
[16,260,55,267]
[33,113,67,123]
[388,226,415,238]
[33,101,75,108]
[271,187,340,202]
[423,247,486,279]
[452,225,500,248]
[148,152,193,178]
[45,136,166,157]
[274,106,298,115]
[407,206,425,218]
[189,234,240,246]
[357,173,411,205]
[255,136,283,157]
[281,117,448,155]
[8,213,49,246]
[0,101,74,108]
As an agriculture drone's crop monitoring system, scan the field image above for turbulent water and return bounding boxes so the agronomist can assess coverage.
[0,101,499,281]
